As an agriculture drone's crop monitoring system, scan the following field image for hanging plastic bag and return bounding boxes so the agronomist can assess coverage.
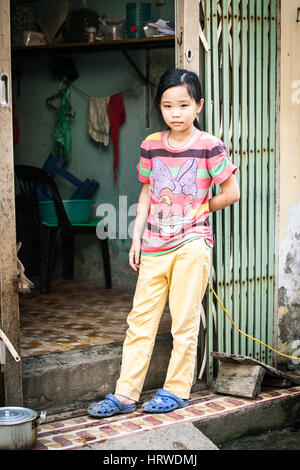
[53,86,74,160]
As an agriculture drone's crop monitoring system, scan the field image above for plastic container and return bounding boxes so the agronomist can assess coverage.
[38,199,94,224]
[126,3,151,39]
[87,27,96,42]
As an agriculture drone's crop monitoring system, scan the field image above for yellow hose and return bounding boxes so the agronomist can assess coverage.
[208,280,300,361]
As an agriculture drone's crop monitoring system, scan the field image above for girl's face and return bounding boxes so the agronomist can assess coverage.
[160,85,204,134]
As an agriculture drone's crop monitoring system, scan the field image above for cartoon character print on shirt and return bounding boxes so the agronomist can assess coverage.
[152,157,198,236]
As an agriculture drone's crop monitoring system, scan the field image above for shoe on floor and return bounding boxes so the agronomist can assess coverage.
[142,389,189,413]
[87,393,137,418]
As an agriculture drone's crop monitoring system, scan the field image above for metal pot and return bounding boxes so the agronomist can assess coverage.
[0,407,46,450]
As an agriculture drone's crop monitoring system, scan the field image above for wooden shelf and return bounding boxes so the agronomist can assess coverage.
[12,35,175,56]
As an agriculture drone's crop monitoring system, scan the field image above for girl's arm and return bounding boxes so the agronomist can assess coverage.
[208,173,240,212]
[129,183,151,271]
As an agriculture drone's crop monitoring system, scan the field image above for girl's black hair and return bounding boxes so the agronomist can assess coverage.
[154,69,203,130]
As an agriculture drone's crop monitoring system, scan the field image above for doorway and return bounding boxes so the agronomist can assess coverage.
[4,0,176,412]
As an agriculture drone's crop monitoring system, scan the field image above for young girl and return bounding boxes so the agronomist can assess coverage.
[88,69,240,417]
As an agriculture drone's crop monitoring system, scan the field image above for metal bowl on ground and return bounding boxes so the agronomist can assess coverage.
[0,407,46,450]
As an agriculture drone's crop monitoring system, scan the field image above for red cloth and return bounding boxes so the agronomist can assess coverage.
[107,94,126,185]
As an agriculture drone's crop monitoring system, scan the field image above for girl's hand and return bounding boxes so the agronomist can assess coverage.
[129,183,150,271]
[129,238,141,271]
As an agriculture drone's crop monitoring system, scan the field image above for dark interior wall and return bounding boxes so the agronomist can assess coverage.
[11,0,175,290]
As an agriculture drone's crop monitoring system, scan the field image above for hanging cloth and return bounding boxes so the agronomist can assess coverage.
[88,96,110,146]
[48,86,75,161]
[107,93,126,186]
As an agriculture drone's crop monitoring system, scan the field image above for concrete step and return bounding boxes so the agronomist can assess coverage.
[22,334,176,415]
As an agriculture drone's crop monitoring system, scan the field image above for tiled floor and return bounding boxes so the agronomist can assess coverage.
[34,386,300,450]
[19,280,172,357]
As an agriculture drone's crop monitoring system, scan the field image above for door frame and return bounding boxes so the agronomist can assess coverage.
[0,0,23,405]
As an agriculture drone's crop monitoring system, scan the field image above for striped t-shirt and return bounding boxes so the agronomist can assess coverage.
[137,130,237,256]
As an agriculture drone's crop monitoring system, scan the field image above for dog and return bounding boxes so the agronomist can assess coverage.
[13,242,35,294]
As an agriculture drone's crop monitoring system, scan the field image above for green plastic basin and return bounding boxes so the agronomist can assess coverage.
[38,199,94,225]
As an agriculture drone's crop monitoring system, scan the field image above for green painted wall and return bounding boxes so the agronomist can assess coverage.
[12,0,175,291]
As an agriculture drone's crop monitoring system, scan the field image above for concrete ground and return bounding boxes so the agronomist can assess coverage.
[82,422,218,450]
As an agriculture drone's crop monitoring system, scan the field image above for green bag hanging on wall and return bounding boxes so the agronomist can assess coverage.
[53,86,74,160]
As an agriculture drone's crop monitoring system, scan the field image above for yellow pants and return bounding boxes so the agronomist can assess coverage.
[115,238,211,402]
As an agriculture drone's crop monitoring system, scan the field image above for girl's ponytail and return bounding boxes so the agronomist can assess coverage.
[193,118,201,130]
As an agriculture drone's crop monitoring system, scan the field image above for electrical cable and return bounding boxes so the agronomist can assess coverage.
[208,280,300,361]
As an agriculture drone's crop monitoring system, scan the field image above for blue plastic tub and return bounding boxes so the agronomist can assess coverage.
[38,199,94,224]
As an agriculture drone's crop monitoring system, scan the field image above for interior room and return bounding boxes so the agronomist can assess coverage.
[11,0,176,359]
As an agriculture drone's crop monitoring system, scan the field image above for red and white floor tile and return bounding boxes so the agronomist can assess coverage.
[35,387,300,450]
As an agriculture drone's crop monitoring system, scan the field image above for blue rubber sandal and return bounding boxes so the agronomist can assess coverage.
[87,393,137,418]
[142,389,189,413]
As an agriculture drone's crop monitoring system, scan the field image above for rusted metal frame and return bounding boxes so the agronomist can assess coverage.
[247,0,255,358]
[204,1,213,135]
[221,0,232,354]
[145,49,150,128]
[121,50,150,85]
[231,0,241,355]
[122,49,154,128]
[254,0,263,361]
[267,0,277,365]
[203,0,215,385]
[0,0,23,405]
[239,0,248,357]
[211,0,225,358]
[260,0,270,363]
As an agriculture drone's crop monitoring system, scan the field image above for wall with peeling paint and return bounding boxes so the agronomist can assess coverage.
[278,1,300,372]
